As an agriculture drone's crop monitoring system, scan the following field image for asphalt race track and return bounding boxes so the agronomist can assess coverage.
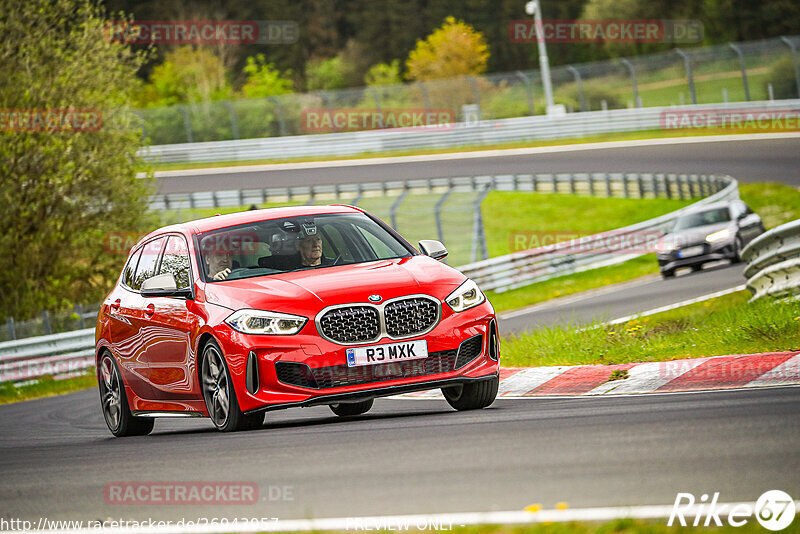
[0,386,798,523]
[154,136,800,194]
[499,262,746,334]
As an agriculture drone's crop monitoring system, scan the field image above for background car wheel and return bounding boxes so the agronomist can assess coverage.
[661,269,675,279]
[691,264,703,272]
[731,236,744,263]
[201,340,263,432]
[329,399,373,416]
[442,376,499,411]
[98,353,154,437]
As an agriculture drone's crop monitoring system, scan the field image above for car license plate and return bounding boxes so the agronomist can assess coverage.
[679,245,704,258]
[346,340,428,367]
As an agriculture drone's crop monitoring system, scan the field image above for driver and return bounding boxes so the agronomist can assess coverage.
[298,232,323,267]
[205,248,234,280]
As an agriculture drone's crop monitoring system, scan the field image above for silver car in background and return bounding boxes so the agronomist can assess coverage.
[655,200,765,278]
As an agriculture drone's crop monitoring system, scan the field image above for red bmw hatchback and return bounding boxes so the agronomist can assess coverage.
[96,205,499,436]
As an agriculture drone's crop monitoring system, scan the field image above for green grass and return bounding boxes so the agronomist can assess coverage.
[0,373,97,405]
[500,291,799,367]
[740,182,800,229]
[487,255,658,313]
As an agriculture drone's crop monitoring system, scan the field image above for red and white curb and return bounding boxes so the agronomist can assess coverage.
[399,351,800,398]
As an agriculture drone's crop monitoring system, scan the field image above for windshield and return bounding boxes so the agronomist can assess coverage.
[673,207,731,231]
[197,212,413,282]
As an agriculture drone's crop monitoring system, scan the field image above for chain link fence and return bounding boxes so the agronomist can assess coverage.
[134,36,800,145]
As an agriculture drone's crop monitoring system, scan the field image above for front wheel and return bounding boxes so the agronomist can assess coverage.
[731,236,744,263]
[201,340,263,432]
[98,353,154,437]
[442,376,499,411]
[330,399,373,416]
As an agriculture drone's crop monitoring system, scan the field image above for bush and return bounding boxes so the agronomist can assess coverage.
[764,56,800,100]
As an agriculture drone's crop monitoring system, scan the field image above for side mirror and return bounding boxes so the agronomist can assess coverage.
[418,240,448,261]
[141,273,192,298]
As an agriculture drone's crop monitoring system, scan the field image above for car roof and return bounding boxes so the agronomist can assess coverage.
[137,204,364,245]
[680,200,737,215]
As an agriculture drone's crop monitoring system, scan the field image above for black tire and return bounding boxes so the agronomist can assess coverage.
[691,264,703,272]
[731,236,744,264]
[98,352,154,437]
[330,399,374,416]
[442,376,499,411]
[201,340,263,432]
[661,269,675,279]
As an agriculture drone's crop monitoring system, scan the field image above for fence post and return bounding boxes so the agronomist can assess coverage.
[6,317,15,341]
[605,173,612,197]
[223,100,240,139]
[780,37,800,99]
[471,185,491,263]
[515,71,535,115]
[181,105,193,143]
[434,186,453,264]
[416,82,432,114]
[566,66,587,111]
[674,49,697,105]
[466,76,483,119]
[390,188,409,230]
[352,183,363,206]
[42,310,52,335]
[268,97,288,136]
[728,43,751,101]
[619,58,641,107]
[367,86,382,114]
[75,304,84,329]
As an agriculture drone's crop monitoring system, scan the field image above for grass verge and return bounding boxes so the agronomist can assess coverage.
[0,373,97,405]
[500,291,799,367]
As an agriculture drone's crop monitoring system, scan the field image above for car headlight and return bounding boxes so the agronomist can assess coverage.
[655,241,677,253]
[225,309,307,335]
[705,229,731,243]
[445,279,486,312]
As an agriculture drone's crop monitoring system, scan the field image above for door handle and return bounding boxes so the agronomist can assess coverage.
[111,299,121,311]
[145,303,155,317]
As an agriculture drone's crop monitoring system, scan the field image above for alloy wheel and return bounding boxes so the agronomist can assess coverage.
[202,345,230,427]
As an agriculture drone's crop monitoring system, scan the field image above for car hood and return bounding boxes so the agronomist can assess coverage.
[203,255,467,314]
[666,221,733,245]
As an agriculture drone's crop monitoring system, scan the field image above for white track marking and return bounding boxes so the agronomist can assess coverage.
[144,132,800,178]
[586,359,711,395]
[20,501,800,533]
[497,366,571,396]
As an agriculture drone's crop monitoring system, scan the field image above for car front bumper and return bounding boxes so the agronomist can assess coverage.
[656,237,736,272]
[214,301,500,413]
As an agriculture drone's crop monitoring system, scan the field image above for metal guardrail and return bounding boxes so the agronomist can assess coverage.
[0,328,95,383]
[139,100,800,164]
[458,174,739,292]
[741,219,800,300]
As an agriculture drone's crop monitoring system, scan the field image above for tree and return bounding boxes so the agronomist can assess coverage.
[134,46,232,107]
[405,16,490,81]
[0,0,156,320]
[242,55,294,98]
[364,60,403,86]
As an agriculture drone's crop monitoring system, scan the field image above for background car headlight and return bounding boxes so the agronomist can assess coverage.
[705,229,732,243]
[225,309,307,335]
[655,241,677,253]
[445,279,486,312]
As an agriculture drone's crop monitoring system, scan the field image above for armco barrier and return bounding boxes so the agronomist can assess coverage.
[1,173,738,383]
[139,100,800,164]
[741,219,800,300]
[459,174,738,292]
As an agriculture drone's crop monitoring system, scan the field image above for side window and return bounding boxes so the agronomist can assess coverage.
[132,237,166,290]
[357,225,397,259]
[730,202,745,219]
[122,247,143,289]
[321,224,355,262]
[159,236,191,290]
